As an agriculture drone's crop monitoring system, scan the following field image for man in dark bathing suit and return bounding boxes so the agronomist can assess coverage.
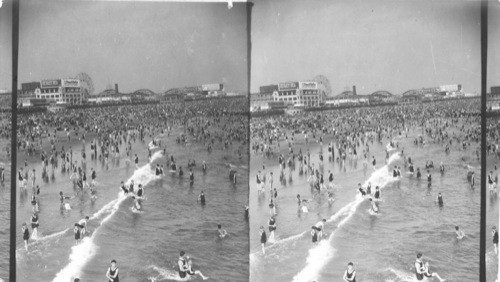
[414,253,446,281]
[177,251,188,278]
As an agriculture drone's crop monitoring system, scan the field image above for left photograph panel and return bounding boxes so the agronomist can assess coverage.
[15,1,250,281]
[0,1,13,281]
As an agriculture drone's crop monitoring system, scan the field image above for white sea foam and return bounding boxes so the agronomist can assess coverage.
[52,151,163,282]
[385,267,426,282]
[386,143,397,152]
[31,228,69,244]
[149,265,190,281]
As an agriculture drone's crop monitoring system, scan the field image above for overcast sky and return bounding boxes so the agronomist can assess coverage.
[0,0,248,93]
[251,0,481,95]
[488,2,500,90]
[0,1,12,92]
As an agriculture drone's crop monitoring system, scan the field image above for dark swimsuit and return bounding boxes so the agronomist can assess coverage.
[415,261,424,280]
[74,227,81,240]
[178,258,187,278]
[31,215,39,229]
[23,228,29,241]
[108,267,119,282]
[345,269,356,282]
[260,231,267,244]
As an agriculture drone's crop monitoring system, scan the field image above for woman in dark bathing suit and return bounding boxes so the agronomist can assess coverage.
[106,259,119,282]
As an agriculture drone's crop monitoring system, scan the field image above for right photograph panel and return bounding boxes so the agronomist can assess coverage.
[249,1,481,281]
[487,2,500,282]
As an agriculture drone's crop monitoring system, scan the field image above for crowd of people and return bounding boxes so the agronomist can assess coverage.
[251,99,481,281]
[17,97,248,280]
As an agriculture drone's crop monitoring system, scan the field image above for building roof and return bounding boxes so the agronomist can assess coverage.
[370,90,393,97]
[259,85,279,94]
[338,90,355,96]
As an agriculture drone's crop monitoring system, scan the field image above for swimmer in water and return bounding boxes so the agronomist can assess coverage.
[22,222,29,251]
[416,168,422,179]
[186,256,209,280]
[343,262,356,282]
[129,180,135,194]
[311,226,319,244]
[357,183,366,197]
[198,191,206,205]
[259,226,267,254]
[369,198,379,213]
[136,184,144,198]
[189,169,194,185]
[374,186,381,201]
[268,216,277,241]
[314,219,327,239]
[30,212,39,239]
[202,160,207,173]
[177,251,188,279]
[90,185,97,200]
[256,171,263,194]
[269,199,276,216]
[455,225,465,239]
[301,199,310,213]
[218,224,228,238]
[436,193,444,207]
[106,259,119,282]
[132,196,142,211]
[415,253,446,281]
[328,191,335,205]
[74,223,81,245]
[78,216,89,237]
[120,181,128,194]
[31,193,39,213]
[493,226,498,254]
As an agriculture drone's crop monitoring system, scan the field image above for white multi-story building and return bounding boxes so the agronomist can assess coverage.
[251,84,278,111]
[273,81,323,108]
[35,78,82,105]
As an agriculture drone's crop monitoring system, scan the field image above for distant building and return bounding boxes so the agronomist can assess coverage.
[21,81,41,96]
[272,81,324,108]
[31,78,82,105]
[88,87,131,104]
[325,92,370,107]
[491,86,500,96]
[251,84,278,111]
[202,83,225,97]
[370,90,395,103]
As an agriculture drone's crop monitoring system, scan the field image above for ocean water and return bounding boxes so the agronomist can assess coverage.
[16,122,249,281]
[486,115,500,282]
[0,138,10,281]
[250,117,480,282]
